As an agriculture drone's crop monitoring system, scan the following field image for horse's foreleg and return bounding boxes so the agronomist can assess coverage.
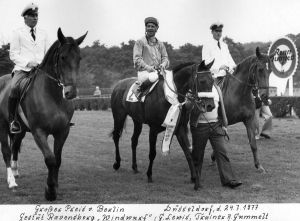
[147,127,158,183]
[131,120,142,173]
[175,125,196,183]
[32,129,57,201]
[244,120,266,173]
[11,131,26,178]
[0,129,17,189]
[53,128,70,189]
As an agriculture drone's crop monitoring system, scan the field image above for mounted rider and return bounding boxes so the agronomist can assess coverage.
[202,22,236,84]
[9,2,49,133]
[133,17,169,100]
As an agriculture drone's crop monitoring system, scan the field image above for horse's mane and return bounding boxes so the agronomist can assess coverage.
[233,55,258,75]
[40,37,77,69]
[39,40,60,68]
[172,62,195,73]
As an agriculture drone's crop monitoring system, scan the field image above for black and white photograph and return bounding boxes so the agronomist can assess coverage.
[0,0,299,220]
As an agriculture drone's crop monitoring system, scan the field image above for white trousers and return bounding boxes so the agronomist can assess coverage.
[137,71,159,83]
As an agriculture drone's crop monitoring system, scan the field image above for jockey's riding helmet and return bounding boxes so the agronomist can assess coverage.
[145,17,159,27]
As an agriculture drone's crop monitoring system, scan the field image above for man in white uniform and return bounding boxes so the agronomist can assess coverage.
[202,22,236,81]
[9,2,49,133]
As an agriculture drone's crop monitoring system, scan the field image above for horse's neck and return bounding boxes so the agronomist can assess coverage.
[34,69,63,101]
[223,67,252,96]
[173,71,190,103]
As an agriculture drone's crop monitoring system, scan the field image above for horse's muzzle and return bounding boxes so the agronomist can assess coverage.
[64,85,77,99]
[202,98,215,112]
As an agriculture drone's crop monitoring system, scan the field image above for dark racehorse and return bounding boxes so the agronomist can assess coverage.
[212,47,273,173]
[110,60,215,183]
[0,28,87,201]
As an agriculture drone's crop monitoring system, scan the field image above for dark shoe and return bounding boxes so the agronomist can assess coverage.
[10,121,22,134]
[260,133,270,139]
[223,180,242,189]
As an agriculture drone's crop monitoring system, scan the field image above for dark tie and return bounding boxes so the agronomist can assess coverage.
[217,41,221,49]
[30,28,35,41]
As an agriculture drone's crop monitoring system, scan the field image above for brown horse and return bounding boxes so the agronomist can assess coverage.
[0,28,87,201]
[212,47,273,173]
[110,60,215,183]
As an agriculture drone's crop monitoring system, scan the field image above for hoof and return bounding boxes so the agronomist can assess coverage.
[12,170,20,178]
[133,168,139,174]
[113,162,120,170]
[147,177,153,183]
[257,165,266,173]
[45,187,57,201]
[132,165,138,173]
[11,187,18,193]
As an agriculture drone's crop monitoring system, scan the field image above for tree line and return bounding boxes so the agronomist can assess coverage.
[1,33,300,88]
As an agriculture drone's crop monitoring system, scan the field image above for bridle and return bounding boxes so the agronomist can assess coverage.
[161,64,213,111]
[43,42,75,89]
[227,59,270,91]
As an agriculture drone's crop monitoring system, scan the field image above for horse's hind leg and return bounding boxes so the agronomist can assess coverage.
[131,119,142,173]
[244,120,266,173]
[11,131,26,177]
[147,127,159,183]
[112,111,127,171]
[0,122,17,189]
[32,129,57,201]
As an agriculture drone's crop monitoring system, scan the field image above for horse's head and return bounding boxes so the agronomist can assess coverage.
[54,28,87,99]
[173,61,214,113]
[192,60,215,112]
[249,47,273,97]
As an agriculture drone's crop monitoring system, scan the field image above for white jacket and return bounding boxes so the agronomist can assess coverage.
[202,38,236,77]
[10,25,49,72]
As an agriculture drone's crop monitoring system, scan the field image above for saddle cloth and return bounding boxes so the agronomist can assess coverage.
[125,71,182,155]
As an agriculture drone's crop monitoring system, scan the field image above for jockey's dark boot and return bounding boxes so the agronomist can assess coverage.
[8,96,21,134]
[137,79,152,101]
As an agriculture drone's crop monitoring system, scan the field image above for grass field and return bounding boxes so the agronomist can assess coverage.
[0,110,299,204]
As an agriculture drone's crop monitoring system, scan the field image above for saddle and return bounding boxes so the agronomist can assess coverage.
[127,80,159,102]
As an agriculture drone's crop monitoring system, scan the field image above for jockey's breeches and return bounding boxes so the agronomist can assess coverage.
[10,70,28,99]
[137,71,159,83]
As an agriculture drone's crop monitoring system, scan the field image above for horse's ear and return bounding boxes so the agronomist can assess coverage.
[76,31,88,46]
[57,28,66,44]
[256,47,263,59]
[206,59,214,70]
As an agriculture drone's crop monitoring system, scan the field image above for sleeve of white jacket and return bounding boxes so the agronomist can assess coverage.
[202,44,218,75]
[9,30,30,68]
[44,32,50,55]
[224,44,236,69]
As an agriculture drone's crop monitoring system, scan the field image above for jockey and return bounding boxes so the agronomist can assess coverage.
[8,2,49,134]
[202,22,236,82]
[133,17,169,100]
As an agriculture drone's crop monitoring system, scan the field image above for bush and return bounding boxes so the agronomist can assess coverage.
[73,97,111,111]
[269,96,300,118]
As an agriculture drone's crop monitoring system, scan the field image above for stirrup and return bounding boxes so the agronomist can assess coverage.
[9,121,22,134]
